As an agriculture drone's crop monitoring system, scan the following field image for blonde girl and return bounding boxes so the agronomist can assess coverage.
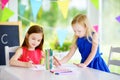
[58,14,110,72]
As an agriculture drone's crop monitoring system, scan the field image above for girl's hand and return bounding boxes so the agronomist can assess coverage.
[53,60,60,67]
[53,56,61,67]
[26,61,35,68]
[73,63,87,68]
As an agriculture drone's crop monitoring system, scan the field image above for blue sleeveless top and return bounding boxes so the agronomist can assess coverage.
[76,36,110,72]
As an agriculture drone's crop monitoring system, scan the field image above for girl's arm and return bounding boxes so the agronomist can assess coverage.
[40,51,45,65]
[84,33,98,66]
[41,51,45,58]
[9,47,33,68]
[59,44,77,64]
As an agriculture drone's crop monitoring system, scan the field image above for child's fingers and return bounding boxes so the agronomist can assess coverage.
[73,63,79,66]
[73,63,86,68]
[53,59,61,67]
[29,60,33,63]
[53,56,61,66]
[26,62,33,68]
[73,63,82,67]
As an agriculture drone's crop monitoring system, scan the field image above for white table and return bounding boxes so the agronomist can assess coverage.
[0,64,120,80]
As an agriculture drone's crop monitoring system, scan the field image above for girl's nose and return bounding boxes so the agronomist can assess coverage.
[75,32,79,35]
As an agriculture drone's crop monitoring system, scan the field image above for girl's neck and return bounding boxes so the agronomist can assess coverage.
[27,47,35,51]
[79,34,86,38]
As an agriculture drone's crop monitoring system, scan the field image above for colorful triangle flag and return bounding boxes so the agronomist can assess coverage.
[57,0,70,19]
[30,0,42,21]
[115,15,120,23]
[1,8,14,22]
[91,0,99,10]
[57,28,67,47]
[0,9,2,21]
[1,0,8,9]
[93,25,98,32]
[30,22,42,27]
[37,7,43,19]
[19,4,26,16]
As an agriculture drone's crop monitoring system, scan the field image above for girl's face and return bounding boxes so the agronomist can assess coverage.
[27,33,43,50]
[72,23,86,38]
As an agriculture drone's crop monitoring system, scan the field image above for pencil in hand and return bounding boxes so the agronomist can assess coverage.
[53,56,61,66]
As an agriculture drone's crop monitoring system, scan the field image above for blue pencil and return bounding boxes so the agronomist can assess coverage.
[55,71,72,75]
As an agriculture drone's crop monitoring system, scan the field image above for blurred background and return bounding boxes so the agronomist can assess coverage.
[0,0,120,74]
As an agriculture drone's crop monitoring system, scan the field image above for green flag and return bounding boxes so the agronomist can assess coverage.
[91,0,99,10]
[1,8,14,22]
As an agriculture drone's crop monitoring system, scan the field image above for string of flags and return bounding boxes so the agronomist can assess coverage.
[0,0,120,47]
[1,0,101,22]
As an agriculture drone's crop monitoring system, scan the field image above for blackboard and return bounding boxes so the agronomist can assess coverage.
[0,22,22,65]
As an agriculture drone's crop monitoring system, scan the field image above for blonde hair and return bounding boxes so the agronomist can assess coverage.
[71,14,95,43]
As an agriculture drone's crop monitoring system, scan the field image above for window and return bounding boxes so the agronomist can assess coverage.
[18,0,87,52]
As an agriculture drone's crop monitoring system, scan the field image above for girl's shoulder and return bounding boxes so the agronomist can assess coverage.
[92,31,98,35]
[92,32,99,44]
[92,32,98,38]
[16,47,28,54]
[15,47,23,55]
[92,31,97,35]
[16,47,23,51]
[21,47,29,52]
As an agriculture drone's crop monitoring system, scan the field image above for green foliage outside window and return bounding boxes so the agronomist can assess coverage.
[18,0,87,52]
[50,40,71,52]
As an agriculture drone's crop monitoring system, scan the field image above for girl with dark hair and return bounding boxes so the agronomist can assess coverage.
[10,25,44,68]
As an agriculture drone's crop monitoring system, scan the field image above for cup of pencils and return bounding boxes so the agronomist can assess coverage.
[45,49,53,70]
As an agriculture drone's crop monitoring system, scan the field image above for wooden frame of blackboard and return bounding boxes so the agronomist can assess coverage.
[0,21,23,45]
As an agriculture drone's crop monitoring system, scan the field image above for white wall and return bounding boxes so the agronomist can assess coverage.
[8,0,18,21]
[87,0,102,51]
[87,0,99,26]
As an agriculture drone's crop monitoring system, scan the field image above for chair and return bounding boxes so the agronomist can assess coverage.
[108,46,120,75]
[5,46,19,66]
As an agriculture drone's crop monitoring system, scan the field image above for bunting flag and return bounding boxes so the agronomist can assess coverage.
[1,0,8,9]
[30,22,39,26]
[91,0,99,10]
[19,4,26,16]
[93,25,98,32]
[115,15,120,23]
[30,0,42,21]
[0,9,2,21]
[37,7,43,19]
[57,0,69,19]
[1,7,14,22]
[30,22,42,27]
[57,28,67,47]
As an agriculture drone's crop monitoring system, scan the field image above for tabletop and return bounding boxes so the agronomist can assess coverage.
[0,64,120,80]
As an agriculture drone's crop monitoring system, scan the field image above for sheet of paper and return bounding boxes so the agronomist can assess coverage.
[59,64,77,70]
[29,65,45,70]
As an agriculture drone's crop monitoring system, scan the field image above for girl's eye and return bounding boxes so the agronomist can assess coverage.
[38,40,41,42]
[32,38,35,40]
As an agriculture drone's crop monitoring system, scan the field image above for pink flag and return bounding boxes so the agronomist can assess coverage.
[2,0,8,9]
[93,25,98,32]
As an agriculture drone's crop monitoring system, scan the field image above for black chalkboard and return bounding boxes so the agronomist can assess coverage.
[0,22,22,65]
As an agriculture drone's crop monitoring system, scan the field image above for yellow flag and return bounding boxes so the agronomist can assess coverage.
[30,22,42,27]
[57,0,70,19]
